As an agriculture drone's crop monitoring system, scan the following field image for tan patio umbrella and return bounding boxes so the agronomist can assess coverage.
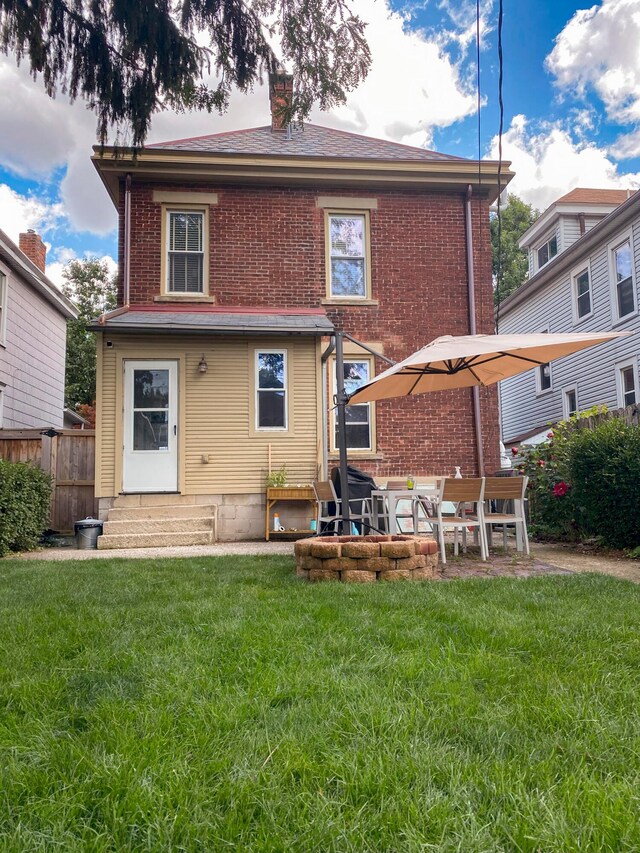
[347,332,631,404]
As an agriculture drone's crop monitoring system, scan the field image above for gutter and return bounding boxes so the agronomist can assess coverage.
[0,232,77,319]
[123,173,132,306]
[465,185,485,475]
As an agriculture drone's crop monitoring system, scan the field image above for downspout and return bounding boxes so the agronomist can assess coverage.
[321,338,336,479]
[123,173,132,305]
[465,185,485,475]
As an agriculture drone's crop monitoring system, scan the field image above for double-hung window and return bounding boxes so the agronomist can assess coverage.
[612,237,635,320]
[573,267,592,321]
[617,360,637,408]
[0,270,7,346]
[536,329,552,394]
[327,213,369,299]
[256,351,287,430]
[166,210,205,294]
[563,386,578,419]
[537,235,558,269]
[333,358,373,451]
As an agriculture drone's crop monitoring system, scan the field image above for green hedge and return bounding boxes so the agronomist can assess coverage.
[512,413,640,549]
[569,419,640,549]
[0,459,52,556]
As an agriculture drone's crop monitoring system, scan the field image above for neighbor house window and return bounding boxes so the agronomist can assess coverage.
[537,235,558,269]
[563,386,578,419]
[612,237,635,320]
[166,210,205,293]
[0,271,7,346]
[617,360,637,408]
[573,267,592,320]
[327,212,370,299]
[333,358,373,451]
[536,329,551,393]
[256,351,287,429]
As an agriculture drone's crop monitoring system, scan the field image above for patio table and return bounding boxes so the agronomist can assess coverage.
[371,484,440,535]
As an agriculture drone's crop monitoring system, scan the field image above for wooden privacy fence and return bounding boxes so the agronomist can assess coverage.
[0,429,97,533]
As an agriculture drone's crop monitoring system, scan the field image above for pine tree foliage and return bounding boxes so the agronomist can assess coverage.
[0,0,371,147]
[491,194,539,306]
[62,258,117,409]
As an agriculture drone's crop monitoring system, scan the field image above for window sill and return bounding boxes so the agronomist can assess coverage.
[154,294,215,304]
[611,310,637,328]
[328,452,384,461]
[321,298,379,307]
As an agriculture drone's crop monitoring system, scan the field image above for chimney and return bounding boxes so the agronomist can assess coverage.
[19,230,47,272]
[269,68,294,132]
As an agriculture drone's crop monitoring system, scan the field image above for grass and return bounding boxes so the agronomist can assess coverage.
[1,556,640,852]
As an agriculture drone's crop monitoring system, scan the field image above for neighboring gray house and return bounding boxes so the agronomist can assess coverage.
[0,230,77,428]
[498,188,640,445]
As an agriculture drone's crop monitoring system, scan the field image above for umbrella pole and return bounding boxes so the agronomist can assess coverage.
[334,331,351,535]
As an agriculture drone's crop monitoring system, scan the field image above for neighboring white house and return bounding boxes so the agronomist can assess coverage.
[0,229,77,428]
[498,188,640,445]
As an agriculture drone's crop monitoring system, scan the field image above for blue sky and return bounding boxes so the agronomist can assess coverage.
[0,0,639,287]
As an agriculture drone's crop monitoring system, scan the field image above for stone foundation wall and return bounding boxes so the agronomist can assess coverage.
[295,535,439,582]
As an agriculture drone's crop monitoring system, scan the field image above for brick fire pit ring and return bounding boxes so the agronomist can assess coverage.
[294,534,439,582]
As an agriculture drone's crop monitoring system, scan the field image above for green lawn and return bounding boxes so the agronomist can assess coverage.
[1,557,640,852]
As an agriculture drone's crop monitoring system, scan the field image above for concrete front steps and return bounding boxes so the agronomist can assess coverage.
[97,496,217,550]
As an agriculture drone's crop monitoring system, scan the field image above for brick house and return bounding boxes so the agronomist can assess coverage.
[91,72,511,545]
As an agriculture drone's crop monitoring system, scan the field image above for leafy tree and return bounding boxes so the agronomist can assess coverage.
[62,259,117,410]
[491,194,539,306]
[0,0,371,147]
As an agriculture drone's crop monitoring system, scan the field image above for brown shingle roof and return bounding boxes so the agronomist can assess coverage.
[555,188,635,205]
[147,123,465,162]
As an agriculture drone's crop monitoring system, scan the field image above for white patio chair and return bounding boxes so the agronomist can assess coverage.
[312,480,371,535]
[483,476,530,555]
[431,477,488,564]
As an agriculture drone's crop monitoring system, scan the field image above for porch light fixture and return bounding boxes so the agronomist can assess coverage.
[198,354,208,374]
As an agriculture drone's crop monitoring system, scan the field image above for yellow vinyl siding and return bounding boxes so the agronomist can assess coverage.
[96,333,320,496]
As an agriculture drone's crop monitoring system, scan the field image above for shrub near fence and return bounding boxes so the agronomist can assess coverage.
[0,460,52,556]
[512,407,640,549]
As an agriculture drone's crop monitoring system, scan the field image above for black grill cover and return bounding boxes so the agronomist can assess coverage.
[329,464,377,533]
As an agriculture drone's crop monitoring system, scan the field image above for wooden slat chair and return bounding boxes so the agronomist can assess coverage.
[482,476,530,555]
[432,477,488,564]
[312,480,371,535]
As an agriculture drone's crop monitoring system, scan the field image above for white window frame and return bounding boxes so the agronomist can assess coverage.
[609,230,637,325]
[0,385,4,427]
[571,261,593,324]
[536,233,558,271]
[562,384,579,420]
[255,349,288,431]
[0,269,7,347]
[616,357,638,409]
[330,356,375,453]
[325,210,372,301]
[161,206,209,297]
[535,328,553,395]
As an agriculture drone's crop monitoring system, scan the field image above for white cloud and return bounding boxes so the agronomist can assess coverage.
[546,0,640,155]
[489,115,640,210]
[0,184,64,241]
[150,0,479,149]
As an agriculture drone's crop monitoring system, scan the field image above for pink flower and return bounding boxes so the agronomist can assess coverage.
[511,446,519,456]
[537,459,545,467]
[553,481,569,497]
[547,432,554,439]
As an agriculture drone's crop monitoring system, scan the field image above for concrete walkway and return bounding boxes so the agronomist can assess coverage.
[7,538,640,582]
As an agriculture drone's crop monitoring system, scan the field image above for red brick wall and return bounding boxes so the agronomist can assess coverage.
[119,180,500,476]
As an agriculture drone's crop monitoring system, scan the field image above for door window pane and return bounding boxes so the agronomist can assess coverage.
[133,410,169,451]
[134,370,169,409]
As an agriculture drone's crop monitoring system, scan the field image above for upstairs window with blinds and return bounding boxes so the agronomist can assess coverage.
[167,211,204,293]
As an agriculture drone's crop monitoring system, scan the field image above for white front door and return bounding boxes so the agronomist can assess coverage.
[123,360,178,492]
